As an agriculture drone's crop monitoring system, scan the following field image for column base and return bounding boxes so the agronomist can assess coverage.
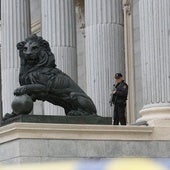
[148,119,170,127]
[137,107,170,126]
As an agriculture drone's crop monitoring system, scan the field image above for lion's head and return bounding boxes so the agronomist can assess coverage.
[17,34,56,68]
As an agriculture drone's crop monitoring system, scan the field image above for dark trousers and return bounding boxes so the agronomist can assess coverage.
[113,103,126,125]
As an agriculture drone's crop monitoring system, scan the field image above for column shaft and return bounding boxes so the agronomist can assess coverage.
[1,0,30,114]
[41,0,77,115]
[85,0,124,117]
[138,0,170,122]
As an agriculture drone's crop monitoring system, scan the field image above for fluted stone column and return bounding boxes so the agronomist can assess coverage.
[41,0,77,115]
[85,0,124,117]
[1,0,31,114]
[138,0,170,123]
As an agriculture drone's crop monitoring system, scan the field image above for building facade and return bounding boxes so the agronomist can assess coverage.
[0,0,170,164]
[1,0,170,124]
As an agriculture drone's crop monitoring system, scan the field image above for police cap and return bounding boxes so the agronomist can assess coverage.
[114,73,123,79]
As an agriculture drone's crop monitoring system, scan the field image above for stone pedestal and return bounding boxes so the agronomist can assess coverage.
[85,0,124,117]
[1,115,112,126]
[1,0,31,114]
[1,122,170,164]
[41,0,77,116]
[138,0,170,124]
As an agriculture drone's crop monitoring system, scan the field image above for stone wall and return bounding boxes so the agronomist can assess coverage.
[1,139,170,164]
[0,122,170,164]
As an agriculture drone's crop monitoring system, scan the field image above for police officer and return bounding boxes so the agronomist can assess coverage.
[112,73,128,125]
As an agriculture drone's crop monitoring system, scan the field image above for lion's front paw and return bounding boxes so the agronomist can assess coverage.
[14,86,30,96]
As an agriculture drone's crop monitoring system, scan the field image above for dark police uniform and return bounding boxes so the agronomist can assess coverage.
[112,80,128,125]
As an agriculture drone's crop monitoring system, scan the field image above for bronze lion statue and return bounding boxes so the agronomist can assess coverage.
[12,34,97,116]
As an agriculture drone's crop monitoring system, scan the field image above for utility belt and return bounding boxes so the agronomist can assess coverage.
[110,94,127,106]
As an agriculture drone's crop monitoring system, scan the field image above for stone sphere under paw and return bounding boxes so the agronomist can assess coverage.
[11,94,33,114]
